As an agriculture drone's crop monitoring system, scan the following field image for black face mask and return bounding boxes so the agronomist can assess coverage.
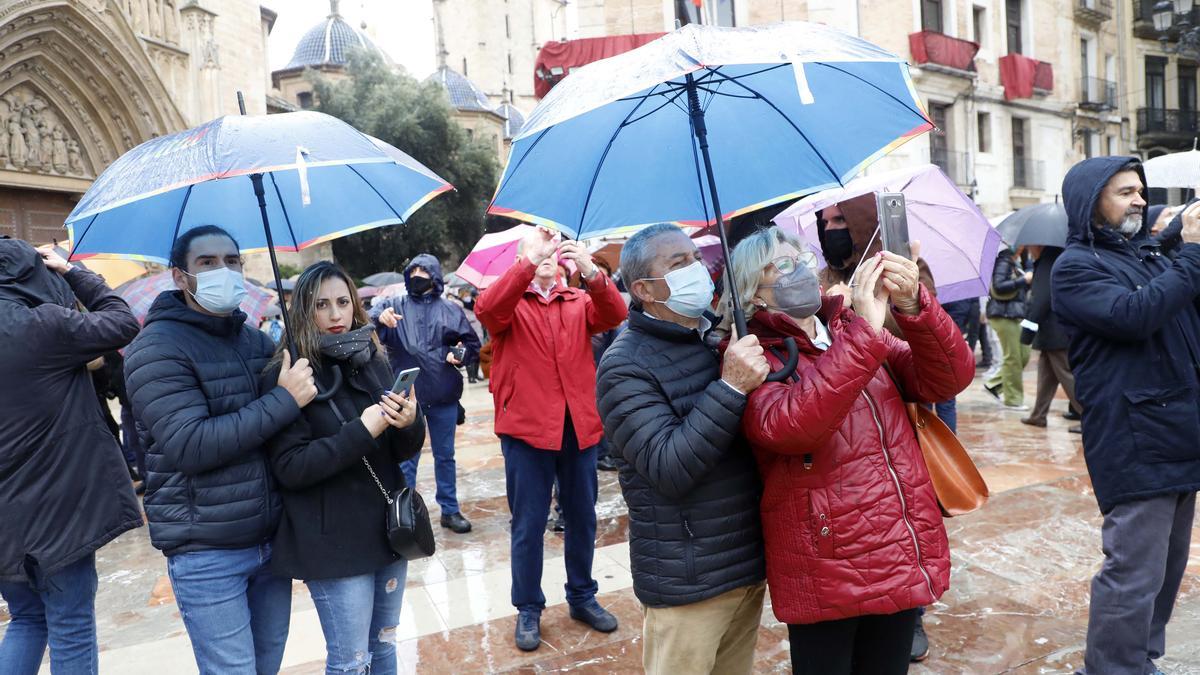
[822,229,855,269]
[407,276,434,296]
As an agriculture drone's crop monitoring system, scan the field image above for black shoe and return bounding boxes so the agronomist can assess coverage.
[983,382,1002,402]
[569,599,618,633]
[596,456,619,472]
[515,611,541,651]
[440,512,472,534]
[910,614,930,662]
[468,377,478,384]
[1063,410,1082,421]
[1020,416,1047,428]
[547,514,565,532]
[1069,425,1082,434]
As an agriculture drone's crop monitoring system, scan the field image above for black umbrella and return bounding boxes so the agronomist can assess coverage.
[363,271,406,287]
[265,278,296,292]
[995,202,1068,248]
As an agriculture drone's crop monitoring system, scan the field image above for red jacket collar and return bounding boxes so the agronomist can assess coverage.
[747,295,855,349]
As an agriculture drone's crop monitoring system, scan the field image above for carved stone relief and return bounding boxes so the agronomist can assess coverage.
[0,86,92,177]
[119,0,180,44]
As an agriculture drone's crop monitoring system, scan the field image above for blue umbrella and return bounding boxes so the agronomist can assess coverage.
[489,21,931,373]
[65,108,452,399]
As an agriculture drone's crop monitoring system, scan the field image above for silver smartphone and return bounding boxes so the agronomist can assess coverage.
[876,192,912,260]
[390,367,420,396]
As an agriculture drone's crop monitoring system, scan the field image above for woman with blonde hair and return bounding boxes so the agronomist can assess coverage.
[722,226,973,674]
[261,261,425,675]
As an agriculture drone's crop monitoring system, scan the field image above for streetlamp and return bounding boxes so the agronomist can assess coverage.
[1153,0,1200,57]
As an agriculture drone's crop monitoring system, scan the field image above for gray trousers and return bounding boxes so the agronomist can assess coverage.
[1084,492,1196,674]
[1027,349,1082,423]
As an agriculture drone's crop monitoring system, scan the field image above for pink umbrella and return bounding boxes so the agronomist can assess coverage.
[116,270,276,326]
[455,224,537,289]
[772,164,1002,304]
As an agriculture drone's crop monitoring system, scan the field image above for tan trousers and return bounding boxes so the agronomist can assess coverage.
[642,582,766,675]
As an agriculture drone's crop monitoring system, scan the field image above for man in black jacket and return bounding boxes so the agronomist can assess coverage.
[0,240,142,674]
[596,224,769,674]
[1020,246,1082,430]
[1053,157,1200,674]
[124,225,317,674]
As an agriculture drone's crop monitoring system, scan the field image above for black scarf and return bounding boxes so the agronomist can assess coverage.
[318,324,376,369]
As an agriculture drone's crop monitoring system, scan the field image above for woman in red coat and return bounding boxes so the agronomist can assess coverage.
[724,227,974,674]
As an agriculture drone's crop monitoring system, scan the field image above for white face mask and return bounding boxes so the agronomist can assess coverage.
[641,261,714,319]
[183,267,247,314]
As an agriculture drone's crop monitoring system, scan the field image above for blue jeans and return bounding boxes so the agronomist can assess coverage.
[401,402,460,515]
[0,553,98,675]
[935,398,957,434]
[305,559,408,675]
[166,544,292,675]
[501,414,599,613]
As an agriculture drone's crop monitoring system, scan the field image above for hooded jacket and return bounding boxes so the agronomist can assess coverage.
[1026,247,1068,351]
[369,254,480,406]
[1051,156,1200,512]
[0,239,143,583]
[124,291,301,555]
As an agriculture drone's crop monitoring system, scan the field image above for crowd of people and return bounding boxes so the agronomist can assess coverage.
[1,153,1199,675]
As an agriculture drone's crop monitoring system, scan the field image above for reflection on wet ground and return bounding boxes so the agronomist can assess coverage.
[4,357,1199,673]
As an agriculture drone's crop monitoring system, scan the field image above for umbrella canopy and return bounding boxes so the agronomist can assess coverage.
[64,111,453,264]
[1143,148,1200,189]
[52,246,149,288]
[116,270,275,326]
[265,278,295,292]
[994,202,1068,248]
[773,164,1003,304]
[455,225,536,289]
[363,271,406,287]
[488,21,931,239]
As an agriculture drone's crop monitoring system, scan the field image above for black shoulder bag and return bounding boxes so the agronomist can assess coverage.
[324,395,436,560]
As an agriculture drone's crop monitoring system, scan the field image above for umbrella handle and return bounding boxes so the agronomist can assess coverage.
[312,367,343,402]
[764,337,799,383]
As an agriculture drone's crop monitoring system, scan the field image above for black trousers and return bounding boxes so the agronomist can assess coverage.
[788,608,919,675]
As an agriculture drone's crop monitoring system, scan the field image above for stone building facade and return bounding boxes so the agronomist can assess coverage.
[0,0,274,246]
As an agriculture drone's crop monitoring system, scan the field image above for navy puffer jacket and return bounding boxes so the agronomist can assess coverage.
[1052,156,1200,512]
[124,291,301,555]
[596,309,764,608]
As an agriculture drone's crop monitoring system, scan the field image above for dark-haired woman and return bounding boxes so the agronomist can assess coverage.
[261,261,425,675]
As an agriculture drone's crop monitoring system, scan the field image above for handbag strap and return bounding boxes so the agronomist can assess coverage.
[323,390,393,506]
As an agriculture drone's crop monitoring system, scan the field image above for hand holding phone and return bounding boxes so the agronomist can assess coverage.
[447,344,465,365]
[876,192,912,260]
[390,367,420,396]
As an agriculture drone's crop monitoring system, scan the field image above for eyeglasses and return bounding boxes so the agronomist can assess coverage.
[768,251,817,274]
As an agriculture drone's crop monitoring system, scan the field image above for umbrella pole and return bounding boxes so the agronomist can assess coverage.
[685,74,798,381]
[685,73,746,337]
[250,173,296,358]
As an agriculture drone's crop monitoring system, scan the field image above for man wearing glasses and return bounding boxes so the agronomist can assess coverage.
[124,225,317,673]
[595,223,770,674]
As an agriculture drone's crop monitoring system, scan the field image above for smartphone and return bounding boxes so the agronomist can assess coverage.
[876,192,912,260]
[449,345,466,362]
[390,367,420,396]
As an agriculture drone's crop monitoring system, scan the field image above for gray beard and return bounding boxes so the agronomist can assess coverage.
[1116,214,1142,236]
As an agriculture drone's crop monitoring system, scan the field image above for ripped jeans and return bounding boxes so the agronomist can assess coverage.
[305,558,408,675]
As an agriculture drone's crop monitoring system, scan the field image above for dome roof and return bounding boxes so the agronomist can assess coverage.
[427,66,495,113]
[285,1,385,70]
[497,103,526,139]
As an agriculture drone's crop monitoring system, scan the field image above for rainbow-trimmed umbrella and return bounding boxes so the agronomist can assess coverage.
[489,21,931,341]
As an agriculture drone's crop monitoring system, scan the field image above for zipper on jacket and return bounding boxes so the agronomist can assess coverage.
[230,345,272,535]
[862,390,936,598]
[681,512,697,585]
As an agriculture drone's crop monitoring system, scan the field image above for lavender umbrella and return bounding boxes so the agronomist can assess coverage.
[772,164,1002,304]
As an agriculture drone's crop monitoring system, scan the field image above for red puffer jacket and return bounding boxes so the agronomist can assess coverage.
[742,287,974,625]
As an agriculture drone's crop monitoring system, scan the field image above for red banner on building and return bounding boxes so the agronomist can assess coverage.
[534,33,666,99]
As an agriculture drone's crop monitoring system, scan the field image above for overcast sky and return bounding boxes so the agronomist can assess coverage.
[265,0,437,78]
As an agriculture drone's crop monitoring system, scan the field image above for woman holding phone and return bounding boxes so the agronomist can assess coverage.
[261,261,425,675]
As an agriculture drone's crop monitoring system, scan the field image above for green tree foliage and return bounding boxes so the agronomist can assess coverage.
[313,51,500,279]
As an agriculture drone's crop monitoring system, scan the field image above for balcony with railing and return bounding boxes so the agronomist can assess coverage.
[908,31,980,76]
[1137,107,1200,145]
[1075,0,1113,25]
[930,148,970,185]
[1013,157,1046,191]
[1000,54,1053,99]
[1079,76,1118,110]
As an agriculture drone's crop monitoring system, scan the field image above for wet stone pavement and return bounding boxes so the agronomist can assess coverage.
[3,356,1199,674]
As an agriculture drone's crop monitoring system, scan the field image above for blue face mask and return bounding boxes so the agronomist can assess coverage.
[183,267,247,314]
[642,261,714,319]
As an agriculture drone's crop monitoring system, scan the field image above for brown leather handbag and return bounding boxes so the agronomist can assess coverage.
[884,366,989,517]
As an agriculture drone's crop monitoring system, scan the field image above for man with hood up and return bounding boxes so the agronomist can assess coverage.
[0,239,142,673]
[1052,156,1200,674]
[370,254,481,534]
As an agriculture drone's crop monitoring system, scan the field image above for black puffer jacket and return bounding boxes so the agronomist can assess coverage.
[0,242,142,584]
[124,291,301,555]
[261,348,426,580]
[986,249,1029,319]
[596,309,765,608]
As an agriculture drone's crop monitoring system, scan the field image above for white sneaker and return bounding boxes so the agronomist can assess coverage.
[1003,402,1030,412]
